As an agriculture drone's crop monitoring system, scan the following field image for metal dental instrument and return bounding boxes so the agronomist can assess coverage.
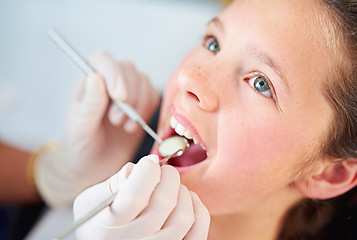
[47,28,163,144]
[52,150,182,240]
[53,191,118,240]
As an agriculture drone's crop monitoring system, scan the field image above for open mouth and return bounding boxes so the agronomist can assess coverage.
[162,116,207,167]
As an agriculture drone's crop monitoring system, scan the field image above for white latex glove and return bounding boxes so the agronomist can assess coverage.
[73,155,210,240]
[35,52,160,207]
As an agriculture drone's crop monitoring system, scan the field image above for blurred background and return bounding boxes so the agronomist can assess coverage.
[0,0,222,151]
[0,0,223,239]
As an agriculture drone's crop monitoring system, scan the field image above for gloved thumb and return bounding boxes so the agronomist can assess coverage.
[73,162,134,221]
[77,74,109,127]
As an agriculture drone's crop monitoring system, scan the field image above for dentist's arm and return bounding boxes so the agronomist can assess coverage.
[0,141,40,204]
[73,155,210,240]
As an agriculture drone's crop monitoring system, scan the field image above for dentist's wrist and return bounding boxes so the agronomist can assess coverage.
[34,141,87,208]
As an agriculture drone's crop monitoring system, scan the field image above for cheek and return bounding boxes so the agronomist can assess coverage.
[216,113,309,188]
[195,117,303,214]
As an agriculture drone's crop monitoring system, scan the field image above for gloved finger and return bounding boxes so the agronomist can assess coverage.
[114,165,181,239]
[96,155,161,227]
[136,73,160,122]
[144,185,195,240]
[88,51,127,101]
[123,73,160,133]
[74,181,110,240]
[183,192,210,240]
[73,162,134,221]
[118,61,140,107]
[72,73,86,101]
[108,102,125,126]
[74,162,134,240]
[71,74,109,133]
[106,162,134,193]
[114,62,140,132]
[81,74,109,108]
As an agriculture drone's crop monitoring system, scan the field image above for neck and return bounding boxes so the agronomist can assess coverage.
[208,212,280,240]
[208,189,303,240]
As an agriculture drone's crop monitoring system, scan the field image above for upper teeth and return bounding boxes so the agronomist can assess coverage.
[170,116,200,144]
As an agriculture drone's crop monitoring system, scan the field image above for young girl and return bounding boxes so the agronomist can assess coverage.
[71,0,357,239]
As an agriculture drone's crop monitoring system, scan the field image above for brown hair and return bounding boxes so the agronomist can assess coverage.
[278,0,357,239]
[321,0,357,160]
[217,0,234,6]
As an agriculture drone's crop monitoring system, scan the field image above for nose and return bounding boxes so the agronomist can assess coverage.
[177,65,219,112]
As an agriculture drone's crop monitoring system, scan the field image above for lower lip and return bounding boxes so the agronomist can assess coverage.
[164,157,209,175]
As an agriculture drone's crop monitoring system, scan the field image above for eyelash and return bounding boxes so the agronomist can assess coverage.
[202,34,220,54]
[202,34,278,104]
[245,73,275,100]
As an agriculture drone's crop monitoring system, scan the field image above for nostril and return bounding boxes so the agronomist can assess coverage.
[187,91,200,102]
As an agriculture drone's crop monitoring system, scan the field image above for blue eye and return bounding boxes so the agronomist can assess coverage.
[248,75,272,98]
[204,36,220,54]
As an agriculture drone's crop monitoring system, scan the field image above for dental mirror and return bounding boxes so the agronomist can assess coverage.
[158,136,189,158]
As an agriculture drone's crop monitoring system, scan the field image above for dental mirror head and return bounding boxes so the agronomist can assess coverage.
[158,136,190,158]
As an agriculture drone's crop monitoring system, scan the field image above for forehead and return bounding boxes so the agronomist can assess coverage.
[222,0,333,54]
[224,0,323,25]
[219,0,338,94]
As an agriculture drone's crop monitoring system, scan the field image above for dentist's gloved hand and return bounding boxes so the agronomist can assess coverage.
[35,52,160,207]
[73,155,211,240]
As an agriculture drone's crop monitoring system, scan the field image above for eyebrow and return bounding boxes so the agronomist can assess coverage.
[208,17,225,33]
[245,42,290,94]
[208,17,290,99]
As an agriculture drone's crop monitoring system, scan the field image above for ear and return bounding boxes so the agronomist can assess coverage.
[295,159,357,200]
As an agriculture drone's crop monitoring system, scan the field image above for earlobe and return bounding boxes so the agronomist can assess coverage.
[296,159,357,200]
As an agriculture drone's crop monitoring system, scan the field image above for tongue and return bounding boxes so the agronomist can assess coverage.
[168,144,207,167]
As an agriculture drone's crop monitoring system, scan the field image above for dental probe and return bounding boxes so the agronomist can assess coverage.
[52,150,182,240]
[47,28,163,144]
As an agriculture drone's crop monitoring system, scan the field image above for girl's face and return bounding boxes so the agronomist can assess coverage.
[152,0,335,216]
